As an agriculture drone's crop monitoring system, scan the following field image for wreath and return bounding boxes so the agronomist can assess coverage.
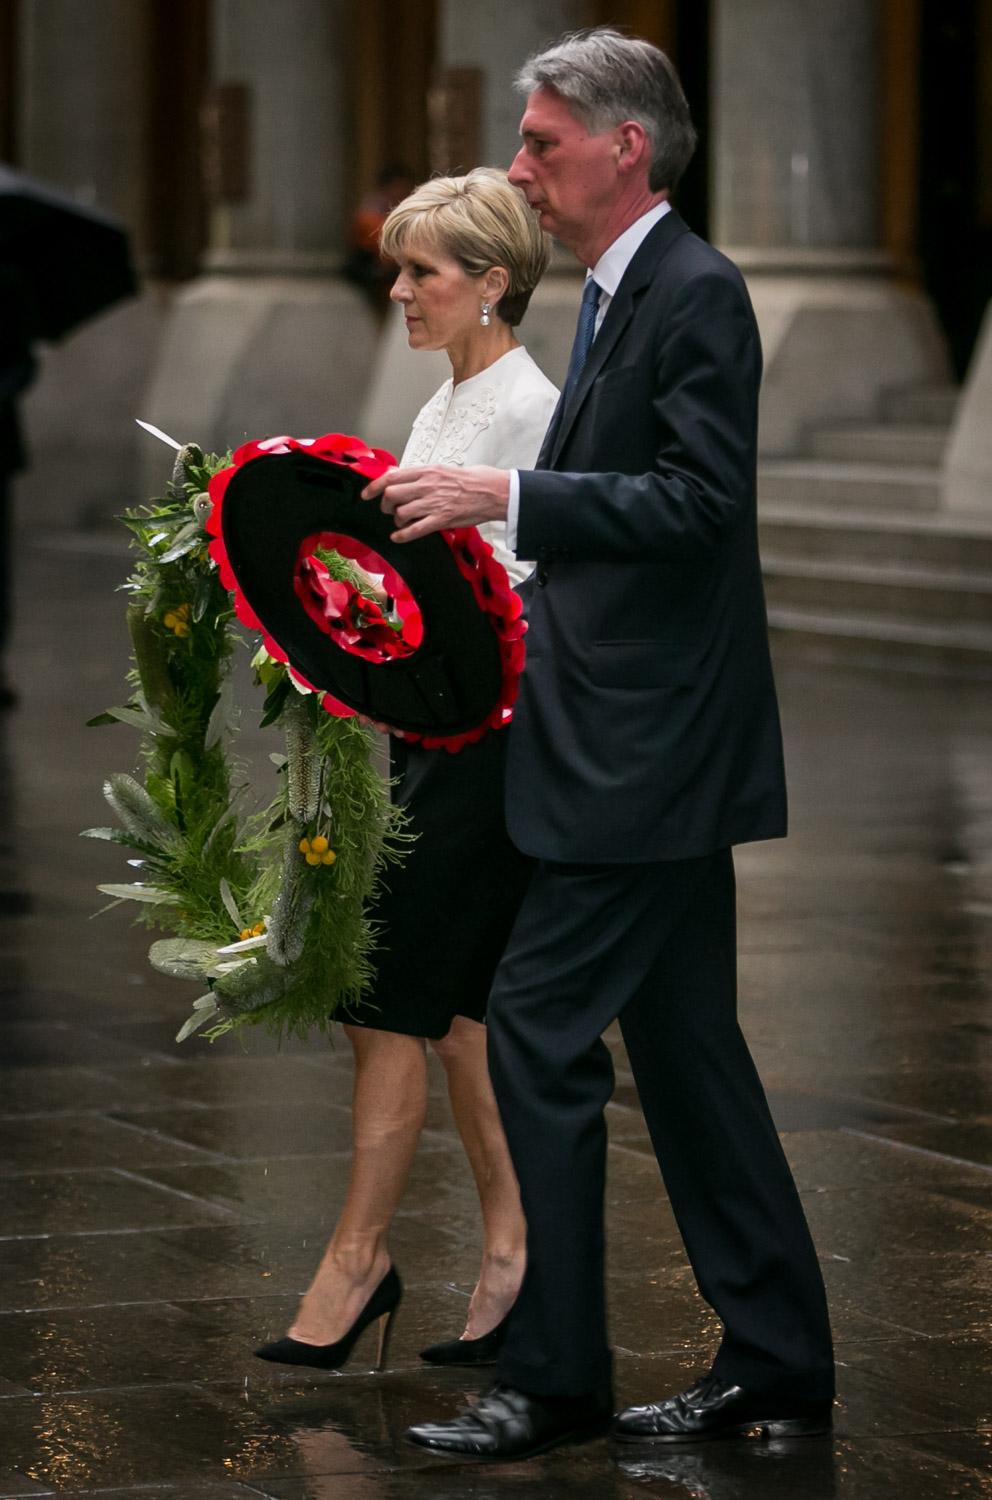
[84,433,525,1043]
[207,432,527,750]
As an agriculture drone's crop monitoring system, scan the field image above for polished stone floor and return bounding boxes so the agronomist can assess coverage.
[1,521,991,1498]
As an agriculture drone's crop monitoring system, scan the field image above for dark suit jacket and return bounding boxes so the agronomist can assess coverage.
[506,210,786,864]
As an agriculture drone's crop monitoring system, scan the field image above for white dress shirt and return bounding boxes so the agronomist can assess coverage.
[400,345,558,586]
[506,200,672,549]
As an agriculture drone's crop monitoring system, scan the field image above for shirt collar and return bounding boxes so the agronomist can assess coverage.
[590,201,672,299]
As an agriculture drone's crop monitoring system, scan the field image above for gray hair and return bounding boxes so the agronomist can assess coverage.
[515,27,697,194]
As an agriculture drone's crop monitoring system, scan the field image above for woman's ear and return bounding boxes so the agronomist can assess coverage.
[482,266,511,308]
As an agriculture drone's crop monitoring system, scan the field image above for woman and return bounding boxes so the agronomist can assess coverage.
[256,169,559,1372]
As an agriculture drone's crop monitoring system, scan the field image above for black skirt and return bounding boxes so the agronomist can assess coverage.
[339,730,532,1038]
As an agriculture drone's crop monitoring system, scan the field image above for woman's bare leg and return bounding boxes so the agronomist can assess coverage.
[287,1025,427,1345]
[430,1015,526,1338]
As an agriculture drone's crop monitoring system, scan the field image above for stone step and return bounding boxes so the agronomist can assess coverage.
[767,606,992,677]
[808,423,949,467]
[758,506,992,572]
[881,384,960,426]
[760,461,941,512]
[762,554,992,626]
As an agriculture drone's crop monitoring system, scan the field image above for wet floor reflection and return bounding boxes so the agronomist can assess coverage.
[1,531,991,1496]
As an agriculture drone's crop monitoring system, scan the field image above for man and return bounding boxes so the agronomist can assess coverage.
[363,27,834,1461]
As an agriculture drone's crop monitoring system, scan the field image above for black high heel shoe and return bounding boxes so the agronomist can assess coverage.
[255,1265,402,1371]
[419,1307,512,1366]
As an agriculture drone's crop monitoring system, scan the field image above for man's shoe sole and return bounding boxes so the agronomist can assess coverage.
[612,1412,833,1445]
[406,1416,612,1462]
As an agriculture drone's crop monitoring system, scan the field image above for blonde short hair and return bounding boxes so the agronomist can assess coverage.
[380,167,550,328]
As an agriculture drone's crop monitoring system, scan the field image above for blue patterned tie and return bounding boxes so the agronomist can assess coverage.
[562,276,601,400]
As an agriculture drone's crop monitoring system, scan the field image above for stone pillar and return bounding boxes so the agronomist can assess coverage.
[438,0,583,170]
[711,0,949,454]
[713,0,881,254]
[15,1,163,527]
[207,0,348,270]
[143,0,378,487]
[18,0,149,239]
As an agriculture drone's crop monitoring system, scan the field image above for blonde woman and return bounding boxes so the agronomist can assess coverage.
[256,169,558,1372]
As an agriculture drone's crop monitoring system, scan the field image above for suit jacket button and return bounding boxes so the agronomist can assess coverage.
[536,565,549,587]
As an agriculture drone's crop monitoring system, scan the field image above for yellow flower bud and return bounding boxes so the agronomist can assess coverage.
[239,928,251,941]
[321,849,337,866]
[174,622,190,637]
[251,922,265,936]
[310,835,329,854]
[298,838,311,854]
[305,851,322,866]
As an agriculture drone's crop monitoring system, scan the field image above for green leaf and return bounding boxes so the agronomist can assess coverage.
[97,882,176,904]
[259,675,291,729]
[117,510,192,535]
[204,681,233,750]
[191,573,213,623]
[99,704,162,734]
[176,995,221,1043]
[86,711,121,728]
[81,827,165,858]
[149,938,224,980]
[158,522,203,563]
[218,878,243,932]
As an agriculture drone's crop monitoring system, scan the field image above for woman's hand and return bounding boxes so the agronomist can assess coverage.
[362,465,511,542]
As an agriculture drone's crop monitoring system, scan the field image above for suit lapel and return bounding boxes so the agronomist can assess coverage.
[543,211,689,470]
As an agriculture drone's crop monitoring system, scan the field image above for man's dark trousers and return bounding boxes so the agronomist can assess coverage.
[488,849,834,1403]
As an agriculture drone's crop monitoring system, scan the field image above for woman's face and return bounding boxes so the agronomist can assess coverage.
[389,239,487,351]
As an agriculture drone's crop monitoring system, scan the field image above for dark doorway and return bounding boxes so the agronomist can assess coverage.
[672,0,710,240]
[919,0,992,376]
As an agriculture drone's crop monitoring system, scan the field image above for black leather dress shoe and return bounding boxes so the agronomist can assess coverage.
[613,1374,833,1444]
[405,1382,612,1461]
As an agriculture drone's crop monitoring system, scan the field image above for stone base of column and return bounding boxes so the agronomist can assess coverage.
[943,301,992,515]
[20,291,167,530]
[140,274,380,495]
[734,255,951,456]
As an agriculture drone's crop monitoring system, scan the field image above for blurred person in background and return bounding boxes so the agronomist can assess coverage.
[0,262,37,708]
[342,163,416,313]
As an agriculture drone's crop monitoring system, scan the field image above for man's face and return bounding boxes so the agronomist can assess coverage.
[508,88,620,252]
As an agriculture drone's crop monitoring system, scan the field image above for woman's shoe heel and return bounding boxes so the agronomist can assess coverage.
[254,1265,402,1372]
[376,1305,398,1370]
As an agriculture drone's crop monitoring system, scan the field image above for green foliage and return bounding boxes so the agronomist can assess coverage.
[84,441,410,1043]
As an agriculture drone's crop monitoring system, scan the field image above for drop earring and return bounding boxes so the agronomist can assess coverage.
[480,302,491,327]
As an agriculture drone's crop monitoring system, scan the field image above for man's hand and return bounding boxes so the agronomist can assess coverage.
[361,465,511,543]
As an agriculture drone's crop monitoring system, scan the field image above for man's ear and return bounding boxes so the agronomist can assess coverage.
[615,120,649,175]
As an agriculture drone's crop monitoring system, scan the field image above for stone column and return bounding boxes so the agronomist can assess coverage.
[15,1,163,526]
[18,0,149,239]
[713,0,881,256]
[207,0,348,271]
[710,0,948,453]
[360,0,585,451]
[143,0,378,482]
[438,0,583,170]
